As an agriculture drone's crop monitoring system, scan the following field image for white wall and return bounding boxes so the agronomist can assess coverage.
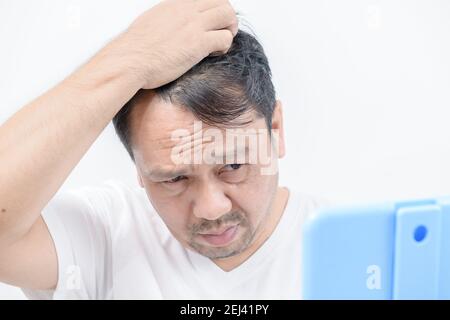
[1,0,449,299]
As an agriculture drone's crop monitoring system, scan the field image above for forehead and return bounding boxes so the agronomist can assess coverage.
[130,91,268,167]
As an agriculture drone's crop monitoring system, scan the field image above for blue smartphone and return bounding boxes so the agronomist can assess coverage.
[302,196,450,299]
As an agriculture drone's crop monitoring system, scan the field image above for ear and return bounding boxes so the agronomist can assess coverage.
[271,100,286,158]
[137,171,144,188]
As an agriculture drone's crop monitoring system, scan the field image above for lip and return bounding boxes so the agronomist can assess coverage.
[198,225,239,247]
[198,225,237,236]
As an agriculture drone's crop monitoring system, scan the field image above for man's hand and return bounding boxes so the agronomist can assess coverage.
[111,0,238,89]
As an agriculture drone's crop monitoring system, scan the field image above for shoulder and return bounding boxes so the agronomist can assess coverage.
[64,179,155,217]
[287,188,335,221]
[46,178,165,240]
[88,179,172,245]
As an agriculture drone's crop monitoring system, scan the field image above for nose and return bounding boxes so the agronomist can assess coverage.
[192,182,232,221]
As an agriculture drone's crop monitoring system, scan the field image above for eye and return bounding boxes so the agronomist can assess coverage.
[222,164,243,171]
[219,164,248,183]
[163,176,186,184]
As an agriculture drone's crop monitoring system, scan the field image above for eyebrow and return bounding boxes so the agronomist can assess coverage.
[144,146,251,180]
[144,167,191,180]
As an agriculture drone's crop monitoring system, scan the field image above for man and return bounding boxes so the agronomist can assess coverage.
[0,0,327,299]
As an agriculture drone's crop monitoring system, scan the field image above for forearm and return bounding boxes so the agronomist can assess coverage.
[0,40,143,245]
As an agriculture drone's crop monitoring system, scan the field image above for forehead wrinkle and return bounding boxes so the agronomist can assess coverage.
[136,110,265,152]
[136,115,268,167]
[148,131,212,155]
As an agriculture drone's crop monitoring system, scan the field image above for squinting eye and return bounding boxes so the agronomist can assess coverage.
[223,164,243,171]
[164,176,186,184]
[219,164,247,183]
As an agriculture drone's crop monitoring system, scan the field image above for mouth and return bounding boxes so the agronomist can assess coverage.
[198,224,239,247]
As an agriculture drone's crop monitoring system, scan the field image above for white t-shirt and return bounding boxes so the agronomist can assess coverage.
[22,179,330,300]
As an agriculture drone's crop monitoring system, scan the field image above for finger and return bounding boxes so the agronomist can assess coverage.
[195,0,228,12]
[201,4,237,32]
[205,29,234,56]
[229,20,238,37]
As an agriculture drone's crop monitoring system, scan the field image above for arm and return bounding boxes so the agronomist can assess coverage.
[0,0,237,290]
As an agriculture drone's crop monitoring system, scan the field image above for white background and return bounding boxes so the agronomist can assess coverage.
[1,0,449,299]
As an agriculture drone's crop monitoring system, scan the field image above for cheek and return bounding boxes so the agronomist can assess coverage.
[245,168,276,197]
[231,176,277,224]
[157,202,190,230]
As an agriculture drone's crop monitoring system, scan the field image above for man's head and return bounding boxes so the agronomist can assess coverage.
[112,30,286,261]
